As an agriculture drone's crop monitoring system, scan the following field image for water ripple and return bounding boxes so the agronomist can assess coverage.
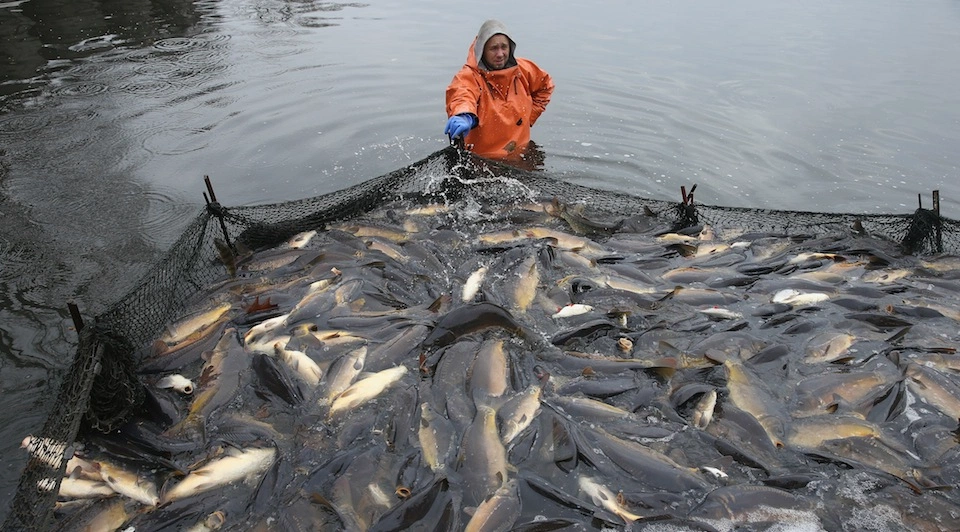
[153,36,211,53]
[118,78,178,96]
[140,126,211,156]
[136,188,203,248]
[0,113,58,137]
[48,80,111,97]
[132,60,184,77]
[0,240,36,283]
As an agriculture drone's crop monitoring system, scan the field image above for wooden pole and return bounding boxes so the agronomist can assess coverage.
[67,301,84,332]
[933,190,943,253]
[203,175,235,252]
[204,175,219,203]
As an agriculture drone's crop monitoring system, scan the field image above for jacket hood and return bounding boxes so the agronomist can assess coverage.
[473,19,517,71]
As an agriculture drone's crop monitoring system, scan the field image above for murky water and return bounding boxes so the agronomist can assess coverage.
[1,0,959,521]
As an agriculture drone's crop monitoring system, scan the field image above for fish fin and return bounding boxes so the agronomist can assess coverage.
[428,294,451,313]
[152,340,169,357]
[336,387,360,401]
[703,349,730,364]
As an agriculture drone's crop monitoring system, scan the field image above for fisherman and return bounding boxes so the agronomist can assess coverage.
[444,19,554,163]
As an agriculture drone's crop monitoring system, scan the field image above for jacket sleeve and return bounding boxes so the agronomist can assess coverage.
[446,66,482,118]
[524,61,554,126]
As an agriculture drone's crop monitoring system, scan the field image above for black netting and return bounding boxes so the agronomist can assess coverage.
[4,146,956,531]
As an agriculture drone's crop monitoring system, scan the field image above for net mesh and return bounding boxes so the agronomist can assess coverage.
[3,146,956,531]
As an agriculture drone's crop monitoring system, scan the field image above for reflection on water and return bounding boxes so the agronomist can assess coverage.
[0,0,202,98]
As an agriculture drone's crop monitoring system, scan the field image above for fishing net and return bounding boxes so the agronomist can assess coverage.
[3,146,957,531]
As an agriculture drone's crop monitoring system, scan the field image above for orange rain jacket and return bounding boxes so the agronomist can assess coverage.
[445,20,554,159]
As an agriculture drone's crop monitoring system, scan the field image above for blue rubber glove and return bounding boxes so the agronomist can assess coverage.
[444,113,476,140]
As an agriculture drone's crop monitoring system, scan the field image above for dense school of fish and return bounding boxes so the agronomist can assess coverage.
[24,192,960,531]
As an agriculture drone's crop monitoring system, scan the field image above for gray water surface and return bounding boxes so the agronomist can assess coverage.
[1,0,959,519]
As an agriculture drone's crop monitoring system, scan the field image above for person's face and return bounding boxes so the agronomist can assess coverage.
[483,34,510,70]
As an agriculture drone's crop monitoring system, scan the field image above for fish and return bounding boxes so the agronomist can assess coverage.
[810,436,934,490]
[285,229,318,249]
[242,313,291,351]
[698,306,743,320]
[587,428,708,492]
[333,223,410,243]
[723,358,788,448]
[405,203,452,216]
[363,323,429,372]
[63,455,102,481]
[546,395,636,421]
[462,266,489,302]
[319,345,367,405]
[905,363,960,420]
[54,477,115,499]
[511,255,539,313]
[656,232,698,244]
[167,328,248,440]
[803,331,857,364]
[160,301,233,346]
[689,484,816,524]
[273,340,324,387]
[533,227,610,256]
[161,446,277,504]
[328,365,409,419]
[366,237,408,263]
[156,374,195,395]
[430,340,482,431]
[787,252,846,265]
[464,479,521,532]
[543,349,678,375]
[771,289,830,306]
[862,268,911,284]
[691,389,718,429]
[584,274,658,296]
[793,370,894,416]
[578,475,642,523]
[96,459,160,506]
[285,271,346,323]
[457,405,510,508]
[62,498,131,531]
[552,200,623,236]
[326,444,398,530]
[552,303,594,318]
[478,228,523,245]
[421,302,528,349]
[298,326,368,348]
[499,385,542,444]
[214,237,238,277]
[787,415,904,452]
[661,286,740,306]
[252,353,304,406]
[417,401,456,473]
[901,298,960,322]
[469,339,510,403]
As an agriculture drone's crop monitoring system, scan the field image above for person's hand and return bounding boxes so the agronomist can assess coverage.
[444,114,476,139]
